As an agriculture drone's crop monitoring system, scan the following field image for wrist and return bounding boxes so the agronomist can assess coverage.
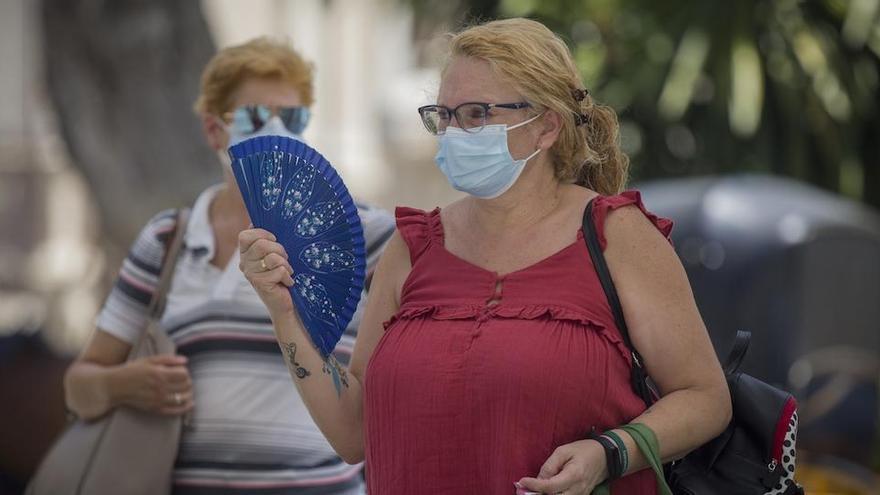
[587,438,611,482]
[590,429,628,481]
[103,362,130,410]
[270,307,312,344]
[269,306,300,327]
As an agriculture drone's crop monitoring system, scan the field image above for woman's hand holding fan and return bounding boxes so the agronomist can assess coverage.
[229,136,366,358]
[238,228,296,317]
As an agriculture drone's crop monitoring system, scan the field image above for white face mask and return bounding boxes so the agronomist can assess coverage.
[434,113,542,199]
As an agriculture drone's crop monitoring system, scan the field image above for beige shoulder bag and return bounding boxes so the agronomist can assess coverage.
[27,208,190,495]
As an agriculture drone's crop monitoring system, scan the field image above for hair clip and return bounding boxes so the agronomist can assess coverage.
[574,113,590,126]
[572,88,590,102]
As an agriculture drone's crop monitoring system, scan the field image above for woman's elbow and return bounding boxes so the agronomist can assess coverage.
[62,364,81,414]
[62,362,104,421]
[710,380,733,436]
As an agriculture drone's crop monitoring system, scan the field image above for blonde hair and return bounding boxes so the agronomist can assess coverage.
[193,37,314,116]
[446,18,629,194]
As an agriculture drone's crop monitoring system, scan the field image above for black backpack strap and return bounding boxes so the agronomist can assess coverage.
[582,198,655,407]
[724,330,751,375]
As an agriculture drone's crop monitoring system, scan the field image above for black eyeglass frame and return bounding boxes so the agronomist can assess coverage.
[417,101,531,135]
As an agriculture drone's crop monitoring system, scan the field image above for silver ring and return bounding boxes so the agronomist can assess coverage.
[173,392,182,406]
[260,257,269,271]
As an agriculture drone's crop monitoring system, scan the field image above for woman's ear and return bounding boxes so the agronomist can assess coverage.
[202,113,228,151]
[536,110,563,151]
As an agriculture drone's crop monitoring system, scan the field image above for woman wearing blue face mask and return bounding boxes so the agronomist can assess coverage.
[239,19,731,495]
[63,37,395,494]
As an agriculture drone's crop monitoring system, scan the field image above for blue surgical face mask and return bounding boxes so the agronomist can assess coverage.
[226,115,304,149]
[434,113,542,199]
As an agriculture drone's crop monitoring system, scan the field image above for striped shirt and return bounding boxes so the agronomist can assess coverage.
[96,184,395,494]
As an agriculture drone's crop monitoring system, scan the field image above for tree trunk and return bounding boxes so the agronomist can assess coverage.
[41,0,218,247]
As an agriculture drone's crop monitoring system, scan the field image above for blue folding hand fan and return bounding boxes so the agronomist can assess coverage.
[228,135,366,358]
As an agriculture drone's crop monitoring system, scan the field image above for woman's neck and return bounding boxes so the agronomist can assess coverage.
[211,170,251,231]
[465,159,564,236]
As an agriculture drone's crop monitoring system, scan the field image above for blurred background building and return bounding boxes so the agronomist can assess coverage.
[1,0,879,493]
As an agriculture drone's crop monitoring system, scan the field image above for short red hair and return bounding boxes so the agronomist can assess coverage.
[193,37,314,116]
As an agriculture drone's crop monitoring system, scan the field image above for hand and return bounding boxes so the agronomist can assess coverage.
[238,228,296,317]
[517,439,608,495]
[115,355,194,416]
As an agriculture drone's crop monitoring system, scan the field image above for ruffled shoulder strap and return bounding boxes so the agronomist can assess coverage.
[590,190,673,251]
[394,206,444,264]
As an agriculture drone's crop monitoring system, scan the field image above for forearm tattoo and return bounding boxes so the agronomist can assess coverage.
[322,355,350,396]
[283,342,311,379]
[282,341,350,396]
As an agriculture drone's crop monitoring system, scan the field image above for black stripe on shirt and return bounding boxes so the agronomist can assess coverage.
[167,314,273,335]
[177,338,280,357]
[171,474,361,495]
[127,252,162,276]
[174,457,348,472]
[114,277,153,305]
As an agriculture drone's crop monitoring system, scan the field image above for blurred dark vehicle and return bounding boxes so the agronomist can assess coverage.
[0,333,70,495]
[640,174,880,474]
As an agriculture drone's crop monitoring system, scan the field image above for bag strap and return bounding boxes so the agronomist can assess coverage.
[582,199,655,406]
[724,330,751,375]
[590,424,673,495]
[583,199,754,405]
[138,208,190,346]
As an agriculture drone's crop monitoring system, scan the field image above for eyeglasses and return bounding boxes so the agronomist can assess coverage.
[417,101,531,135]
[223,105,311,135]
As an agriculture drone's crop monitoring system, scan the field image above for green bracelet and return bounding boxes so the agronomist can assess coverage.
[591,424,673,495]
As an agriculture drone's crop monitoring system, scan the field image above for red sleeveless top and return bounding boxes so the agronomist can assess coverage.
[364,192,673,494]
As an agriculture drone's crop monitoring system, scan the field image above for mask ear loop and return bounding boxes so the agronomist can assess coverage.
[524,147,542,161]
[214,114,230,131]
[507,111,545,131]
[507,111,546,162]
[211,115,234,154]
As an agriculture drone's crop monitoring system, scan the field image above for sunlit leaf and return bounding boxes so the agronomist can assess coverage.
[729,37,764,136]
[658,28,709,121]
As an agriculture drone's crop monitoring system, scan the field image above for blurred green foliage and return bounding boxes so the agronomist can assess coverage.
[408,0,880,208]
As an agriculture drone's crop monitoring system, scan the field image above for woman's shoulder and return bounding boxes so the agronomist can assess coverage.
[589,189,674,251]
[392,204,444,263]
[142,208,181,232]
[393,202,446,235]
[130,208,181,254]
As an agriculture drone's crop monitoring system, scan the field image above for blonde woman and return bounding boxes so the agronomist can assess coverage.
[240,19,731,494]
[64,38,394,494]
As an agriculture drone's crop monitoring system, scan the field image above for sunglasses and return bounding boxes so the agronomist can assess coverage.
[224,105,311,135]
[417,101,531,135]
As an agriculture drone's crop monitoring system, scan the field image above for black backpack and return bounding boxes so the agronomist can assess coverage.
[582,199,804,495]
